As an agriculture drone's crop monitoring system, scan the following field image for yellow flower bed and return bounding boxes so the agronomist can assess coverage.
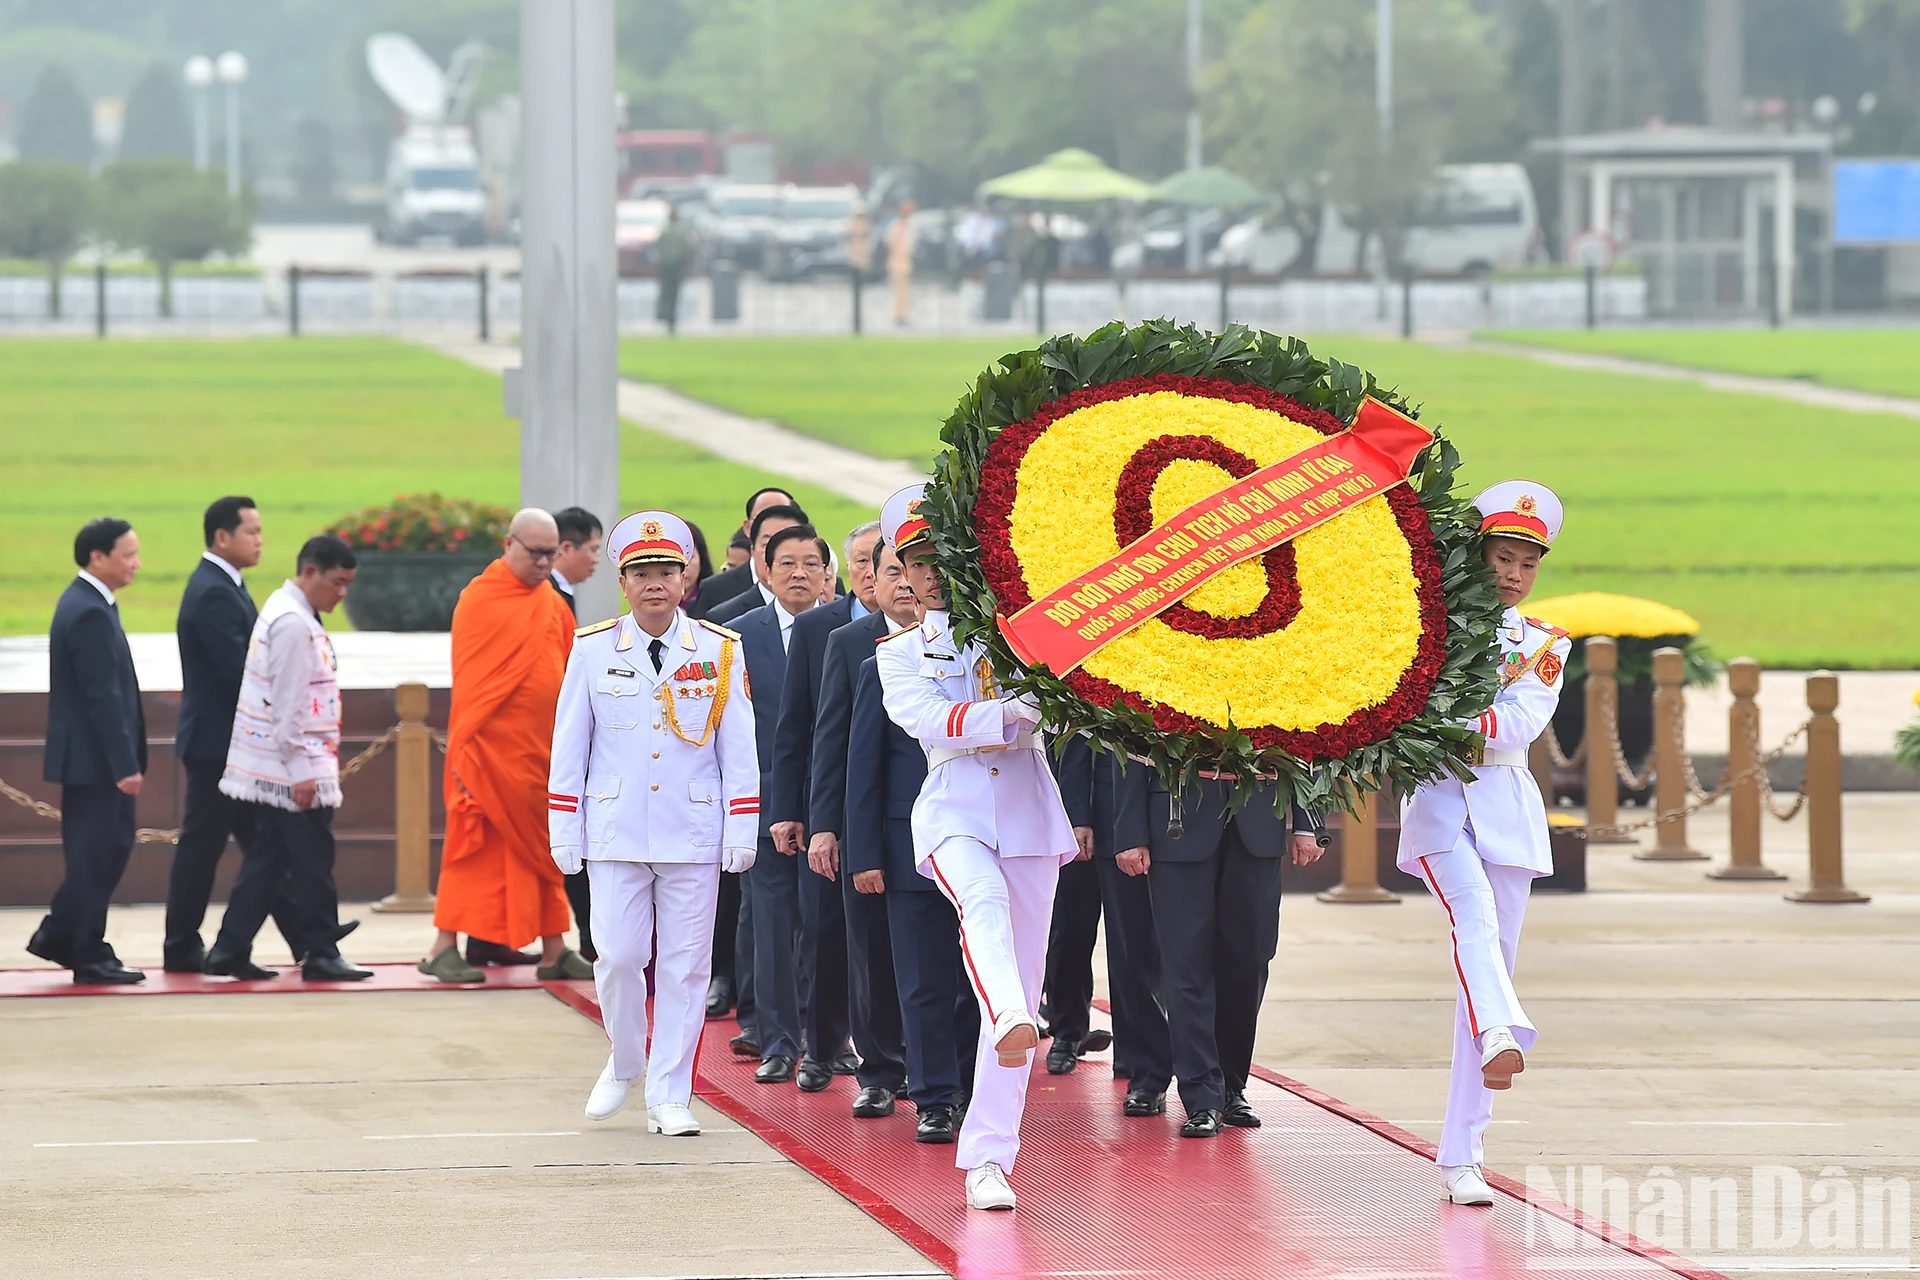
[1528,592,1700,639]
[1005,390,1424,732]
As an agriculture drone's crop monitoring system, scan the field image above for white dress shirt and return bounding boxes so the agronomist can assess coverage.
[550,567,576,598]
[77,570,116,605]
[774,597,815,653]
[202,550,246,589]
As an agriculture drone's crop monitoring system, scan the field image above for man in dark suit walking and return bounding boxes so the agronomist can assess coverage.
[691,488,797,620]
[702,503,808,627]
[846,646,977,1143]
[734,524,828,1085]
[770,521,886,1094]
[165,496,312,973]
[28,518,149,984]
[1050,737,1171,1115]
[1113,764,1327,1136]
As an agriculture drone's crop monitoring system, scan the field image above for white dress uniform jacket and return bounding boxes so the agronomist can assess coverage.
[549,610,758,868]
[874,609,1078,869]
[1398,607,1571,876]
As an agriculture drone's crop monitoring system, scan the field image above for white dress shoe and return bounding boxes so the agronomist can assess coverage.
[1441,1164,1495,1206]
[1478,1027,1524,1090]
[965,1161,1017,1211]
[647,1103,700,1136]
[991,1011,1040,1067]
[585,1056,635,1121]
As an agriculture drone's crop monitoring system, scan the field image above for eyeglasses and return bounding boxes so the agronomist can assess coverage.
[773,557,826,573]
[512,536,560,563]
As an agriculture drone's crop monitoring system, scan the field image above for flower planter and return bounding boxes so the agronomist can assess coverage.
[343,551,499,632]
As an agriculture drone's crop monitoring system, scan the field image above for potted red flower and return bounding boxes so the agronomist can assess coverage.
[326,493,509,631]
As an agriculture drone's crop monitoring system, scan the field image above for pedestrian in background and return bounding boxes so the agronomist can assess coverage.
[204,535,371,984]
[655,205,692,335]
[27,517,149,985]
[887,202,916,327]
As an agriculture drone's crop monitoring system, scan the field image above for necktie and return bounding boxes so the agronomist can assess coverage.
[649,638,665,674]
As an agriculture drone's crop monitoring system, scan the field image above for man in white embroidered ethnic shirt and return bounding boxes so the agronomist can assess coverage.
[205,535,372,983]
[872,485,1078,1213]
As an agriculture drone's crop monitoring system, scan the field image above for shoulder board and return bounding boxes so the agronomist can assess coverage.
[877,627,920,645]
[1524,616,1570,639]
[696,618,741,641]
[574,617,619,638]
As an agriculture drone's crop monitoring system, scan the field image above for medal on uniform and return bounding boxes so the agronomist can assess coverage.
[660,638,736,746]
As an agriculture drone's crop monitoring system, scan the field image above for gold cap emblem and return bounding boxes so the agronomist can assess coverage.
[1514,495,1538,517]
[640,518,664,538]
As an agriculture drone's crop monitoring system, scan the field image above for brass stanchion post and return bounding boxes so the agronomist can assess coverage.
[1710,657,1784,881]
[1318,781,1399,904]
[1638,647,1704,860]
[1787,671,1868,903]
[1585,637,1633,843]
[372,682,436,913]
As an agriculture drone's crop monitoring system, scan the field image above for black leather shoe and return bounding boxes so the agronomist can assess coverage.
[163,946,207,974]
[1080,1028,1114,1054]
[729,1029,760,1057]
[1180,1108,1225,1138]
[706,975,734,1019]
[71,961,145,985]
[831,1050,861,1076]
[1223,1090,1262,1128]
[1124,1090,1167,1117]
[915,1103,958,1143]
[291,920,361,966]
[852,1086,896,1118]
[466,938,539,966]
[796,1058,834,1092]
[203,952,279,981]
[1046,1037,1080,1075]
[26,925,72,969]
[755,1055,796,1084]
[302,954,373,982]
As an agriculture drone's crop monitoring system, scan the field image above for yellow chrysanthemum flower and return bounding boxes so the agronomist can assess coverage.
[1527,592,1700,639]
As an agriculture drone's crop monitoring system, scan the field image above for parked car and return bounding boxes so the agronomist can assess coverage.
[766,185,862,280]
[616,198,672,275]
[694,183,785,271]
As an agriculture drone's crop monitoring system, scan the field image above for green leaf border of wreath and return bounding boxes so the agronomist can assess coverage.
[921,318,1505,816]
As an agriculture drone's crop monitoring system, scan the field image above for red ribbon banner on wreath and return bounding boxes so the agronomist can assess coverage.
[996,397,1434,675]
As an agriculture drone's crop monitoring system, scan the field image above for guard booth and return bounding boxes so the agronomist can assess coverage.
[1534,128,1832,320]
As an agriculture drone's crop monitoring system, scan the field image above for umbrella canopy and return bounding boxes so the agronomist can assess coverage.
[980,147,1155,203]
[1151,166,1269,208]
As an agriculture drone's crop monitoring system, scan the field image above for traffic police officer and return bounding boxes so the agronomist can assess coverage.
[873,484,1079,1212]
[1399,480,1571,1206]
[549,510,758,1137]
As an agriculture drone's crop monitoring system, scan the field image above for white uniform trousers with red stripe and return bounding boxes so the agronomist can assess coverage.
[590,858,722,1109]
[924,835,1059,1173]
[1414,836,1536,1169]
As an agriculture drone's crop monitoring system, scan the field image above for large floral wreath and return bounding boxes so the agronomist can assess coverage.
[920,320,1504,812]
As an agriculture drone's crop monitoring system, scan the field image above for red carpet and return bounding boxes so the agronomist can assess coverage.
[0,966,1722,1279]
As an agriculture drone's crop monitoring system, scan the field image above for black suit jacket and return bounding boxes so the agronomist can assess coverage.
[1111,758,1325,863]
[175,557,256,763]
[770,594,857,828]
[704,579,771,626]
[808,608,891,838]
[692,560,755,620]
[845,655,934,891]
[45,577,146,786]
[734,602,792,841]
[1053,735,1119,858]
[548,574,578,620]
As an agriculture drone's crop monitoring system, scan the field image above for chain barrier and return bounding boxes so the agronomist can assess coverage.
[0,722,412,845]
[1599,693,1657,791]
[1543,729,1586,770]
[1589,715,1811,838]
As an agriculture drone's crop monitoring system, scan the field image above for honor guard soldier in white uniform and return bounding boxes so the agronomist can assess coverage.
[1399,480,1571,1207]
[549,511,758,1137]
[872,484,1079,1212]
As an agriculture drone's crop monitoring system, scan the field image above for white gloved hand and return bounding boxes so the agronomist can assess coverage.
[721,845,757,874]
[1002,694,1044,726]
[552,845,584,876]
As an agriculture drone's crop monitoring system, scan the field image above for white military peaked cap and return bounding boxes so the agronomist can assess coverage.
[881,484,931,553]
[1472,479,1563,550]
[607,510,694,569]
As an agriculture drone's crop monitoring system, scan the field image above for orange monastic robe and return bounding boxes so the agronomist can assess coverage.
[433,559,576,948]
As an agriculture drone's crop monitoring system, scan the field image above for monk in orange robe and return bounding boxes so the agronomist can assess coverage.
[418,509,588,983]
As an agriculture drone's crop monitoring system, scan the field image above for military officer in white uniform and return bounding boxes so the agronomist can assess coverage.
[550,510,758,1137]
[1399,480,1572,1206]
[872,485,1079,1212]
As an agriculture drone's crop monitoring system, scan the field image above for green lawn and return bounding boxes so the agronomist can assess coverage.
[622,334,1920,668]
[0,339,867,635]
[1482,327,1920,402]
[622,336,1017,469]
